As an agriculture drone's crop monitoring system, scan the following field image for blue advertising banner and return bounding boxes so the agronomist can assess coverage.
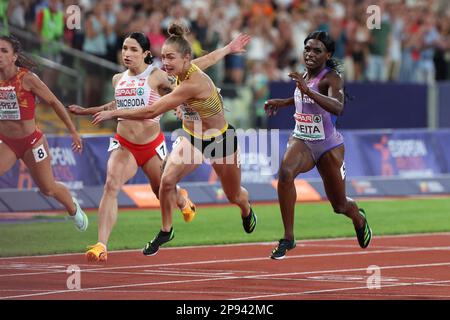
[1,129,449,189]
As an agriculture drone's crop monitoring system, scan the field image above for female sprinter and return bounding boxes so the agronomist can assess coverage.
[70,31,251,260]
[92,24,256,256]
[0,35,88,231]
[264,31,372,259]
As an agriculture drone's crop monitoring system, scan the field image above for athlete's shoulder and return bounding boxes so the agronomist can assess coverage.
[112,72,126,87]
[322,69,343,87]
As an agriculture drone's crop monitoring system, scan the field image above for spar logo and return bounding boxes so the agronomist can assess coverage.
[136,87,144,96]
[295,114,313,123]
[295,113,321,123]
[116,88,137,97]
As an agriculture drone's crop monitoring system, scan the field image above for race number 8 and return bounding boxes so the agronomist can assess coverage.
[32,144,48,163]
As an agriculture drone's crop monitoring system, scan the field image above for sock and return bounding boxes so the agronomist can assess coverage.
[160,227,173,236]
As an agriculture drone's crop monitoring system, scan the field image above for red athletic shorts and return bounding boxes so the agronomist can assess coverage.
[114,131,166,167]
[0,128,44,159]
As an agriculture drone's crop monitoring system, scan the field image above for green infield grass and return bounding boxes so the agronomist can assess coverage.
[0,197,449,257]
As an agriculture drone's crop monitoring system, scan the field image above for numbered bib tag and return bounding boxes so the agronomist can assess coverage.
[0,86,21,120]
[108,137,121,152]
[293,113,325,141]
[155,140,167,160]
[180,104,201,121]
[172,136,182,149]
[340,161,346,180]
[32,144,48,163]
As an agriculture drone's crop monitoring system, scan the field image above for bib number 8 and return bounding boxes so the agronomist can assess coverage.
[32,144,48,163]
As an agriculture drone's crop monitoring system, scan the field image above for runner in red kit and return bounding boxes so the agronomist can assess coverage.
[0,35,88,231]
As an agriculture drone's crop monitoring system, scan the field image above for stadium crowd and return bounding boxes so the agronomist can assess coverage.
[6,0,450,85]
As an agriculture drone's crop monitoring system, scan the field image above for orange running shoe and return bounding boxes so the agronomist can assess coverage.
[86,242,107,262]
[179,188,196,222]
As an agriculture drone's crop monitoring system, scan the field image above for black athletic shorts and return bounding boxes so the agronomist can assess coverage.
[181,124,238,160]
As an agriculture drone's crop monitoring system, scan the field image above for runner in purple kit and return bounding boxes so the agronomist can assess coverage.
[264,31,372,260]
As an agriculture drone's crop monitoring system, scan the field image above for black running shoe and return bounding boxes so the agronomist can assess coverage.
[143,227,174,256]
[242,207,257,234]
[270,239,296,260]
[355,209,372,249]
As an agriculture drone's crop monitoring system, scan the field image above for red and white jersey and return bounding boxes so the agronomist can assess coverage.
[115,65,161,123]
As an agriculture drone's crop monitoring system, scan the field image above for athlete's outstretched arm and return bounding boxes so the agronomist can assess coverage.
[264,97,295,116]
[24,72,83,152]
[68,73,121,115]
[193,33,251,71]
[68,101,117,115]
[92,81,199,124]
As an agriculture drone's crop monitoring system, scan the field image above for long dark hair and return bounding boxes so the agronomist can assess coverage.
[0,35,37,70]
[304,30,342,74]
[125,32,154,64]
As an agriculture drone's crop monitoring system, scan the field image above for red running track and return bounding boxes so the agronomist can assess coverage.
[0,233,450,300]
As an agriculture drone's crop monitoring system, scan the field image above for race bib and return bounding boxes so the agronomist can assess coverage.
[108,137,121,152]
[180,104,201,121]
[155,140,167,160]
[293,113,325,141]
[0,86,20,120]
[32,144,48,163]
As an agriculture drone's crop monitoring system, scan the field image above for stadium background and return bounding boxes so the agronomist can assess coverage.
[1,0,450,257]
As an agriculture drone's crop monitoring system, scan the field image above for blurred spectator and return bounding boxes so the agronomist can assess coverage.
[0,0,9,35]
[417,12,441,84]
[7,0,450,111]
[247,61,269,128]
[82,0,108,59]
[36,0,64,61]
[145,11,166,66]
[224,15,246,84]
[161,1,191,31]
[103,0,119,62]
[366,2,391,82]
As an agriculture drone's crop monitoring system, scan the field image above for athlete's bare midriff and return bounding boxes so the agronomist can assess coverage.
[182,110,227,138]
[116,119,161,144]
[0,119,36,138]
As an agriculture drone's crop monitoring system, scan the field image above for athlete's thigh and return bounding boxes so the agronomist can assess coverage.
[280,137,315,176]
[106,147,139,185]
[142,154,163,189]
[210,150,241,194]
[21,136,56,189]
[0,142,18,175]
[162,137,201,182]
[316,145,347,203]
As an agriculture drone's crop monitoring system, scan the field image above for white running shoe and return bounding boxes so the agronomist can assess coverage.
[72,197,88,232]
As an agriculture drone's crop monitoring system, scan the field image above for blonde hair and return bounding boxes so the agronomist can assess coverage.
[166,23,192,57]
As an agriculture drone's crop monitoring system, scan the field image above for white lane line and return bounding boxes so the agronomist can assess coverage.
[1,232,449,260]
[1,260,450,300]
[231,279,450,300]
[1,245,450,278]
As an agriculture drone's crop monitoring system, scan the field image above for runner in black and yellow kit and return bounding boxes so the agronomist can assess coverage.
[93,24,256,256]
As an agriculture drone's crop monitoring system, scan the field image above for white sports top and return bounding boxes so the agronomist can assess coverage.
[114,65,161,123]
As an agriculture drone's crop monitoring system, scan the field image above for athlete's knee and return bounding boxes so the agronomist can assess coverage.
[39,185,56,197]
[160,174,177,193]
[103,176,122,195]
[331,202,348,214]
[224,187,244,205]
[278,166,296,184]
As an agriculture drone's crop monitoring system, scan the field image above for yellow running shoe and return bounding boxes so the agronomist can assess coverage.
[179,188,196,222]
[86,242,107,262]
